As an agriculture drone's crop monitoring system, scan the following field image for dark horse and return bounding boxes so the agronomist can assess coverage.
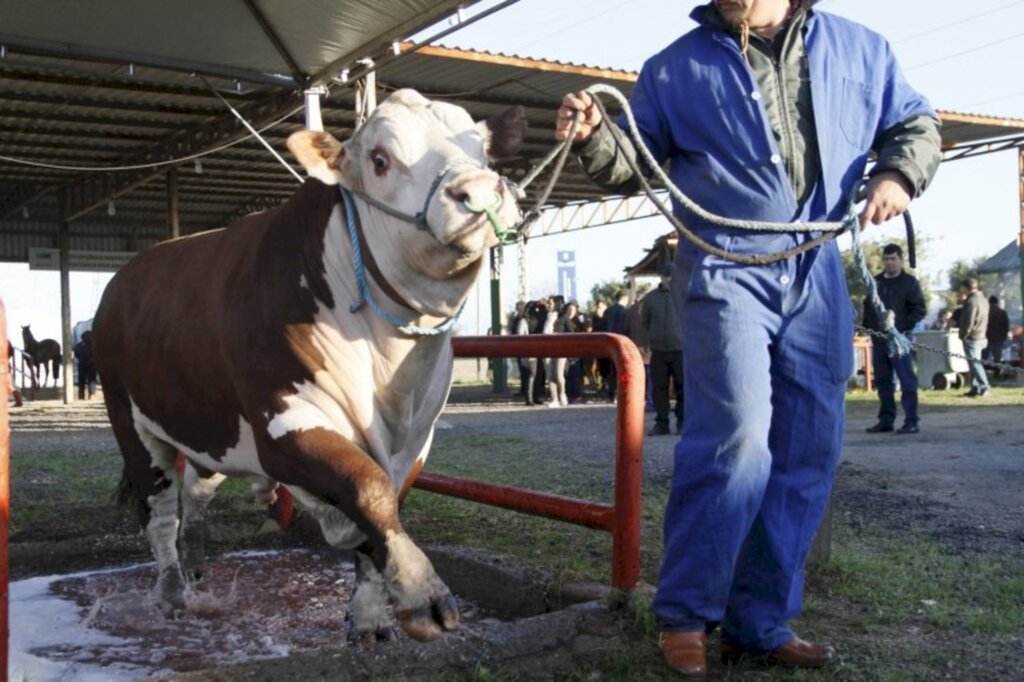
[21,325,62,388]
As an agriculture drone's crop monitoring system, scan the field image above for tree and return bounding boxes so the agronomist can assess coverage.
[585,279,652,315]
[943,256,996,311]
[840,238,934,327]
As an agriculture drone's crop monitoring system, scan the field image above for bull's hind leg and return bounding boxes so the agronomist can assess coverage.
[105,390,188,611]
[134,427,188,611]
[179,461,225,582]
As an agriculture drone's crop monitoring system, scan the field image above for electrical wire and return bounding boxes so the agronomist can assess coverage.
[905,31,1024,71]
[0,105,305,172]
[894,0,1024,44]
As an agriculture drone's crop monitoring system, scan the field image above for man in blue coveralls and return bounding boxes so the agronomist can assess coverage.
[556,0,941,677]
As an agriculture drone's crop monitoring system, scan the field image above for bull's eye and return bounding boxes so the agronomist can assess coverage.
[370,148,390,176]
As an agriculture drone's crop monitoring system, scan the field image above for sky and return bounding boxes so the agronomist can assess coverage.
[3,0,1023,341]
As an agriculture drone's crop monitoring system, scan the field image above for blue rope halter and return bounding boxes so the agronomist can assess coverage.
[340,186,463,337]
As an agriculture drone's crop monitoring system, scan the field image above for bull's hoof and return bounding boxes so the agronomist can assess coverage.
[157,567,187,614]
[348,625,400,647]
[397,593,460,642]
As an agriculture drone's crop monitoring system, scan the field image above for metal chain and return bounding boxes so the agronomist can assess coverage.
[855,325,1024,377]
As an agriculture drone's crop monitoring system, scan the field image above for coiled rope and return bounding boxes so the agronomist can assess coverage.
[516,83,911,357]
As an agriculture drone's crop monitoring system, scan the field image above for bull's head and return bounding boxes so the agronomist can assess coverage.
[288,90,524,268]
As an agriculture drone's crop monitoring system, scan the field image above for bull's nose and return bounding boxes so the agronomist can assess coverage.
[445,177,504,210]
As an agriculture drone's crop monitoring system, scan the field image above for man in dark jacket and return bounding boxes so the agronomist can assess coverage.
[643,263,684,435]
[959,278,991,396]
[984,296,1010,372]
[864,244,926,434]
[603,290,629,401]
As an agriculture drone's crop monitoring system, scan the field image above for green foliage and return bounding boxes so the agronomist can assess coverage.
[943,256,998,311]
[586,279,650,316]
[841,238,933,326]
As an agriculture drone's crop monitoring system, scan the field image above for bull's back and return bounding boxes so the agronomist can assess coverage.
[94,218,270,454]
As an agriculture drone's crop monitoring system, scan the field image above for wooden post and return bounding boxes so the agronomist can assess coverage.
[167,166,181,239]
[58,190,73,404]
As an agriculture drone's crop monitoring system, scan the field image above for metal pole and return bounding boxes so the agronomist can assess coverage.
[58,190,73,404]
[167,166,180,239]
[489,245,507,392]
[0,299,10,682]
[1018,149,1023,368]
[304,86,327,132]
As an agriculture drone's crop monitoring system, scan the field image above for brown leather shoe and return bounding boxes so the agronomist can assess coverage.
[660,631,707,678]
[722,636,835,668]
[768,637,835,667]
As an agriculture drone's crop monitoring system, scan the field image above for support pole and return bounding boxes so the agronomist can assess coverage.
[1018,149,1023,368]
[1,299,10,681]
[304,86,327,132]
[167,166,180,239]
[58,190,73,404]
[489,245,507,392]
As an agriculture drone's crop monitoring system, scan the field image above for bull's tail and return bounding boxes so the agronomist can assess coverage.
[52,354,60,381]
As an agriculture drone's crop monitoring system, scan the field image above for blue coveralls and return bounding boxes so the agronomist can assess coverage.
[627,9,936,651]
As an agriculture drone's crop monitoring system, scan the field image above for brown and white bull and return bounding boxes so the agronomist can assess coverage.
[93,89,524,642]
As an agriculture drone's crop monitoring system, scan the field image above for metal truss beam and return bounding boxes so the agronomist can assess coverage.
[528,192,669,237]
[942,134,1024,163]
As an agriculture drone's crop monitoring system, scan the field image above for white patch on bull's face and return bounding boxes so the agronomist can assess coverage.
[346,90,520,270]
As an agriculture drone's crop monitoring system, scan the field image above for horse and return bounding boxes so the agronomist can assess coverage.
[21,325,62,388]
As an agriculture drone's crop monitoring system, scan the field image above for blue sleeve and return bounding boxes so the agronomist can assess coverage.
[617,56,675,168]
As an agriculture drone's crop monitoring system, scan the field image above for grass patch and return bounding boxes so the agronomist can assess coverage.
[817,523,1024,635]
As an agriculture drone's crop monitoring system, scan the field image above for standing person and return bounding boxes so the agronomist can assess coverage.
[592,299,610,394]
[603,290,629,401]
[563,301,587,403]
[643,264,684,435]
[984,296,1010,375]
[625,289,654,412]
[543,296,569,407]
[512,301,536,405]
[863,244,926,434]
[73,330,97,400]
[556,0,941,676]
[958,278,991,397]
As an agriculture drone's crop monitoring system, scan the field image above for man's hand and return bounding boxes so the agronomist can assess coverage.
[860,171,913,228]
[555,91,603,144]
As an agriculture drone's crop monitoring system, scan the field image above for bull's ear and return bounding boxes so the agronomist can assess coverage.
[287,130,345,185]
[478,105,527,161]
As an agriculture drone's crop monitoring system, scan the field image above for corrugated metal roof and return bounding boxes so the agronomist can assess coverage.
[977,240,1021,274]
[2,33,1023,263]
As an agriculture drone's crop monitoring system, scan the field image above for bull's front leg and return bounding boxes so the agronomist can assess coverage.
[266,427,458,642]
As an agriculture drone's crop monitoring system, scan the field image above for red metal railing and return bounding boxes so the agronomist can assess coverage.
[1,300,10,682]
[416,333,646,592]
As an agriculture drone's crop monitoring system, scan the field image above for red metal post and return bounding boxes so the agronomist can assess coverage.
[1,300,10,682]
[437,333,646,591]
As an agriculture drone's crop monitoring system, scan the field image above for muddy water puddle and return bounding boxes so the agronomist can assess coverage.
[14,549,496,680]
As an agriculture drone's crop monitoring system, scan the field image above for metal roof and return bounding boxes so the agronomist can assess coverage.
[2,29,1023,264]
[977,240,1022,275]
